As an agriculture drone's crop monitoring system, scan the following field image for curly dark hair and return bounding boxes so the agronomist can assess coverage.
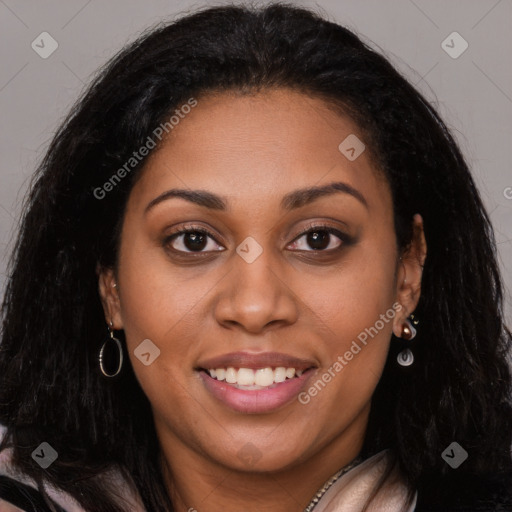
[1,3,511,511]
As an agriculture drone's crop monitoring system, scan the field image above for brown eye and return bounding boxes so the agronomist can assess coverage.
[181,231,208,251]
[165,227,224,253]
[305,230,332,250]
[288,225,349,252]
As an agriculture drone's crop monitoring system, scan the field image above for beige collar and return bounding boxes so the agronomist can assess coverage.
[312,450,417,512]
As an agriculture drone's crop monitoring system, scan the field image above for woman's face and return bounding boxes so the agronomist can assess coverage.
[100,88,424,475]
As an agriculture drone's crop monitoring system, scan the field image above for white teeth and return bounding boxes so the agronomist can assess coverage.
[274,367,287,383]
[254,368,274,387]
[225,367,237,384]
[207,366,306,387]
[237,368,255,386]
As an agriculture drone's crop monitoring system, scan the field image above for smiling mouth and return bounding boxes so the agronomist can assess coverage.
[198,366,315,390]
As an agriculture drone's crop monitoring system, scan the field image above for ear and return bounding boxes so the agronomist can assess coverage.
[97,263,123,330]
[393,213,427,337]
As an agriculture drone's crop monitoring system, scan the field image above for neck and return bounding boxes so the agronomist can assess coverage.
[157,406,370,512]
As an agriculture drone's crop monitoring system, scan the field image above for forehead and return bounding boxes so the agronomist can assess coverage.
[127,88,390,216]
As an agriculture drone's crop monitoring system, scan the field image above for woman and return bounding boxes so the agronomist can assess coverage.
[0,3,511,511]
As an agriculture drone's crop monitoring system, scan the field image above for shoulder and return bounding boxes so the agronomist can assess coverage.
[0,424,78,511]
[313,449,417,511]
[0,424,146,512]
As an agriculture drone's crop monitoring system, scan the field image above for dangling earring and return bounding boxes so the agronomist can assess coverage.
[397,316,417,367]
[99,321,124,377]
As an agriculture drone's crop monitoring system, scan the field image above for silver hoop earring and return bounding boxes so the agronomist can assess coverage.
[99,322,124,377]
[397,316,417,367]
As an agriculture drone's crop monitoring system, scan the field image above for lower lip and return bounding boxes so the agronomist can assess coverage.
[198,368,316,414]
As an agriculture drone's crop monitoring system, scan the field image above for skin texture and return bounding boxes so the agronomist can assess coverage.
[99,88,426,512]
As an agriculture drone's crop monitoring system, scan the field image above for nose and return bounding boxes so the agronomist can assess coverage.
[213,248,299,334]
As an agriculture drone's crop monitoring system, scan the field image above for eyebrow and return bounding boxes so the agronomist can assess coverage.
[144,181,368,214]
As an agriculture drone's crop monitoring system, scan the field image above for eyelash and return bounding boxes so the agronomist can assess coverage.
[163,223,353,255]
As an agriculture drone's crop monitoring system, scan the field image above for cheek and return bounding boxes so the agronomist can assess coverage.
[297,237,398,405]
[308,243,397,349]
[114,230,218,406]
[116,225,211,349]
[115,258,204,426]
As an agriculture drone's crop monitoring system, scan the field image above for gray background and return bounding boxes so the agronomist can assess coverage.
[1,0,511,325]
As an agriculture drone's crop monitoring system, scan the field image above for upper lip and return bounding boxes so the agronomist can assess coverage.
[197,351,317,371]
